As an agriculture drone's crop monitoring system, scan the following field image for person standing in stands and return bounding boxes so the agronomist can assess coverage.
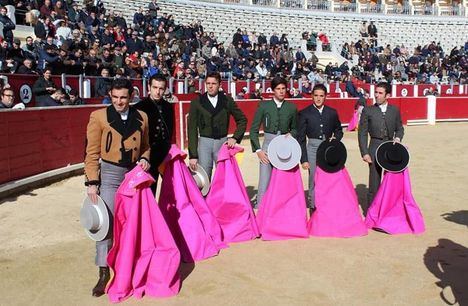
[358,82,404,206]
[134,74,174,194]
[84,78,151,297]
[250,76,298,207]
[32,67,57,106]
[297,84,343,211]
[188,72,247,179]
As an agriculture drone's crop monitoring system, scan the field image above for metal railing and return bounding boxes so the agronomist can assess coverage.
[334,1,357,12]
[307,0,330,10]
[360,3,384,13]
[280,0,305,9]
[252,0,278,7]
[386,4,412,14]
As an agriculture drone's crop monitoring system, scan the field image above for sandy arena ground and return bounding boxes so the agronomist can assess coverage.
[1,123,467,306]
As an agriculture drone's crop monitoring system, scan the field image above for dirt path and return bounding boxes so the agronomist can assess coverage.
[1,123,467,306]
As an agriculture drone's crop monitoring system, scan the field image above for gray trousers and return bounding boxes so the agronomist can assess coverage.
[306,138,323,208]
[95,161,129,267]
[198,136,227,179]
[367,138,384,205]
[256,132,278,207]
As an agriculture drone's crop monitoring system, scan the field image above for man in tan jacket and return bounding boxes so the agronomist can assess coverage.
[84,78,151,297]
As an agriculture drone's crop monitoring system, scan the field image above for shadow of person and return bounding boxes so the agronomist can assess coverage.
[441,211,468,227]
[355,184,368,215]
[424,239,468,305]
[246,186,257,202]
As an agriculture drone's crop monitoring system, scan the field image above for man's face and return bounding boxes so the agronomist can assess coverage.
[273,83,286,101]
[24,60,32,68]
[374,86,389,105]
[313,89,326,108]
[27,38,33,45]
[101,69,109,77]
[0,8,6,15]
[149,80,166,101]
[2,90,14,107]
[205,77,220,96]
[44,70,51,79]
[110,88,131,113]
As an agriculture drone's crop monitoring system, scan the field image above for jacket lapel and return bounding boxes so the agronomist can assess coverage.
[107,105,143,140]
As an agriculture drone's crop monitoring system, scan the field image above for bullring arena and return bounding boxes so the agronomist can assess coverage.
[0,0,467,304]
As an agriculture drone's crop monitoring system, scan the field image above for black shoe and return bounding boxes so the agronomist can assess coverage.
[310,206,316,214]
[92,267,110,297]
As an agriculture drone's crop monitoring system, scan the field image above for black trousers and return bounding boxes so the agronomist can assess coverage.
[367,138,384,205]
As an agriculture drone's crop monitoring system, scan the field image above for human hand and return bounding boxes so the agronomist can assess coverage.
[302,162,310,170]
[87,185,99,204]
[393,137,401,144]
[226,137,237,148]
[137,159,150,171]
[362,154,372,164]
[189,158,198,171]
[256,150,269,164]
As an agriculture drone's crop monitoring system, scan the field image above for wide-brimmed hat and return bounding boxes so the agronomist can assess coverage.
[80,196,110,241]
[316,139,347,173]
[267,135,301,170]
[376,141,410,173]
[190,165,210,196]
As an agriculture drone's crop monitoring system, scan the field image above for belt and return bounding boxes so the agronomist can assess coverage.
[370,137,389,141]
[200,135,227,140]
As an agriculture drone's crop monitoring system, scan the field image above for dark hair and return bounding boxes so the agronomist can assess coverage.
[312,84,327,94]
[69,88,78,96]
[206,72,221,83]
[271,76,287,90]
[376,82,391,95]
[110,78,134,95]
[148,74,167,87]
[43,66,53,74]
[1,88,13,95]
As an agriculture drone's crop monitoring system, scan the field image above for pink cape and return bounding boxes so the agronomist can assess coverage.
[158,145,227,263]
[365,169,425,234]
[206,145,259,243]
[308,167,368,238]
[106,165,181,303]
[256,166,309,240]
[347,109,359,131]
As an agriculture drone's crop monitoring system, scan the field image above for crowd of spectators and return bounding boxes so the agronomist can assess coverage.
[0,0,466,107]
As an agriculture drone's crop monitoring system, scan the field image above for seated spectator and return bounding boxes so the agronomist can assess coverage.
[32,67,56,105]
[37,87,66,107]
[17,58,38,74]
[63,89,84,105]
[94,68,112,98]
[236,87,248,99]
[290,87,303,98]
[0,88,15,108]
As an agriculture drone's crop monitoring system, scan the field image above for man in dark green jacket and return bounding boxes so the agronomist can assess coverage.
[188,72,247,179]
[249,76,298,207]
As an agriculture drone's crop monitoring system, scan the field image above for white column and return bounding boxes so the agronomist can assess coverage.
[329,0,335,11]
[427,96,436,125]
[413,84,418,97]
[230,81,236,99]
[392,84,397,97]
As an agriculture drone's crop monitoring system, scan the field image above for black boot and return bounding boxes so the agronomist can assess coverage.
[92,267,110,297]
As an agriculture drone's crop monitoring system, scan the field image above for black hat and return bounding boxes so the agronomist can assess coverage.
[376,141,410,173]
[316,139,347,173]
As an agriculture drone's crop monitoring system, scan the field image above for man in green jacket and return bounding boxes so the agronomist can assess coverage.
[188,72,247,179]
[250,76,298,207]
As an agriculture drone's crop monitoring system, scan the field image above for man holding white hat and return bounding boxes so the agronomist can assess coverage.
[297,84,343,211]
[83,79,151,297]
[250,76,298,207]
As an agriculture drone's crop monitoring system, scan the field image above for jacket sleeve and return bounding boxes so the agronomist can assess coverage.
[228,98,247,142]
[358,107,369,156]
[297,109,308,163]
[139,113,151,161]
[333,110,344,141]
[187,99,199,159]
[84,111,102,184]
[394,107,404,140]
[289,104,298,138]
[32,78,48,96]
[249,103,264,152]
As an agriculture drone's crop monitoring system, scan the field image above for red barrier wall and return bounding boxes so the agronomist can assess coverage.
[436,97,468,120]
[0,106,103,185]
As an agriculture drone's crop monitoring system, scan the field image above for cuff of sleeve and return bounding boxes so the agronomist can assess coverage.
[255,149,261,153]
[85,180,100,186]
[139,157,150,163]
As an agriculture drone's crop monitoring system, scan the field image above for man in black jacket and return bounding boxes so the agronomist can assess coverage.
[298,84,343,210]
[358,82,404,206]
[0,6,15,44]
[134,74,174,193]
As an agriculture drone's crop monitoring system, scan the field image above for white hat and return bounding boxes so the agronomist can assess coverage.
[267,135,301,170]
[190,165,211,196]
[80,196,110,241]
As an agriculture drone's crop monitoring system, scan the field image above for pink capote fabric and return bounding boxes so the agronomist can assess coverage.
[158,145,227,263]
[347,109,360,131]
[106,165,181,303]
[256,166,309,240]
[206,145,259,243]
[308,167,368,238]
[365,169,425,234]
